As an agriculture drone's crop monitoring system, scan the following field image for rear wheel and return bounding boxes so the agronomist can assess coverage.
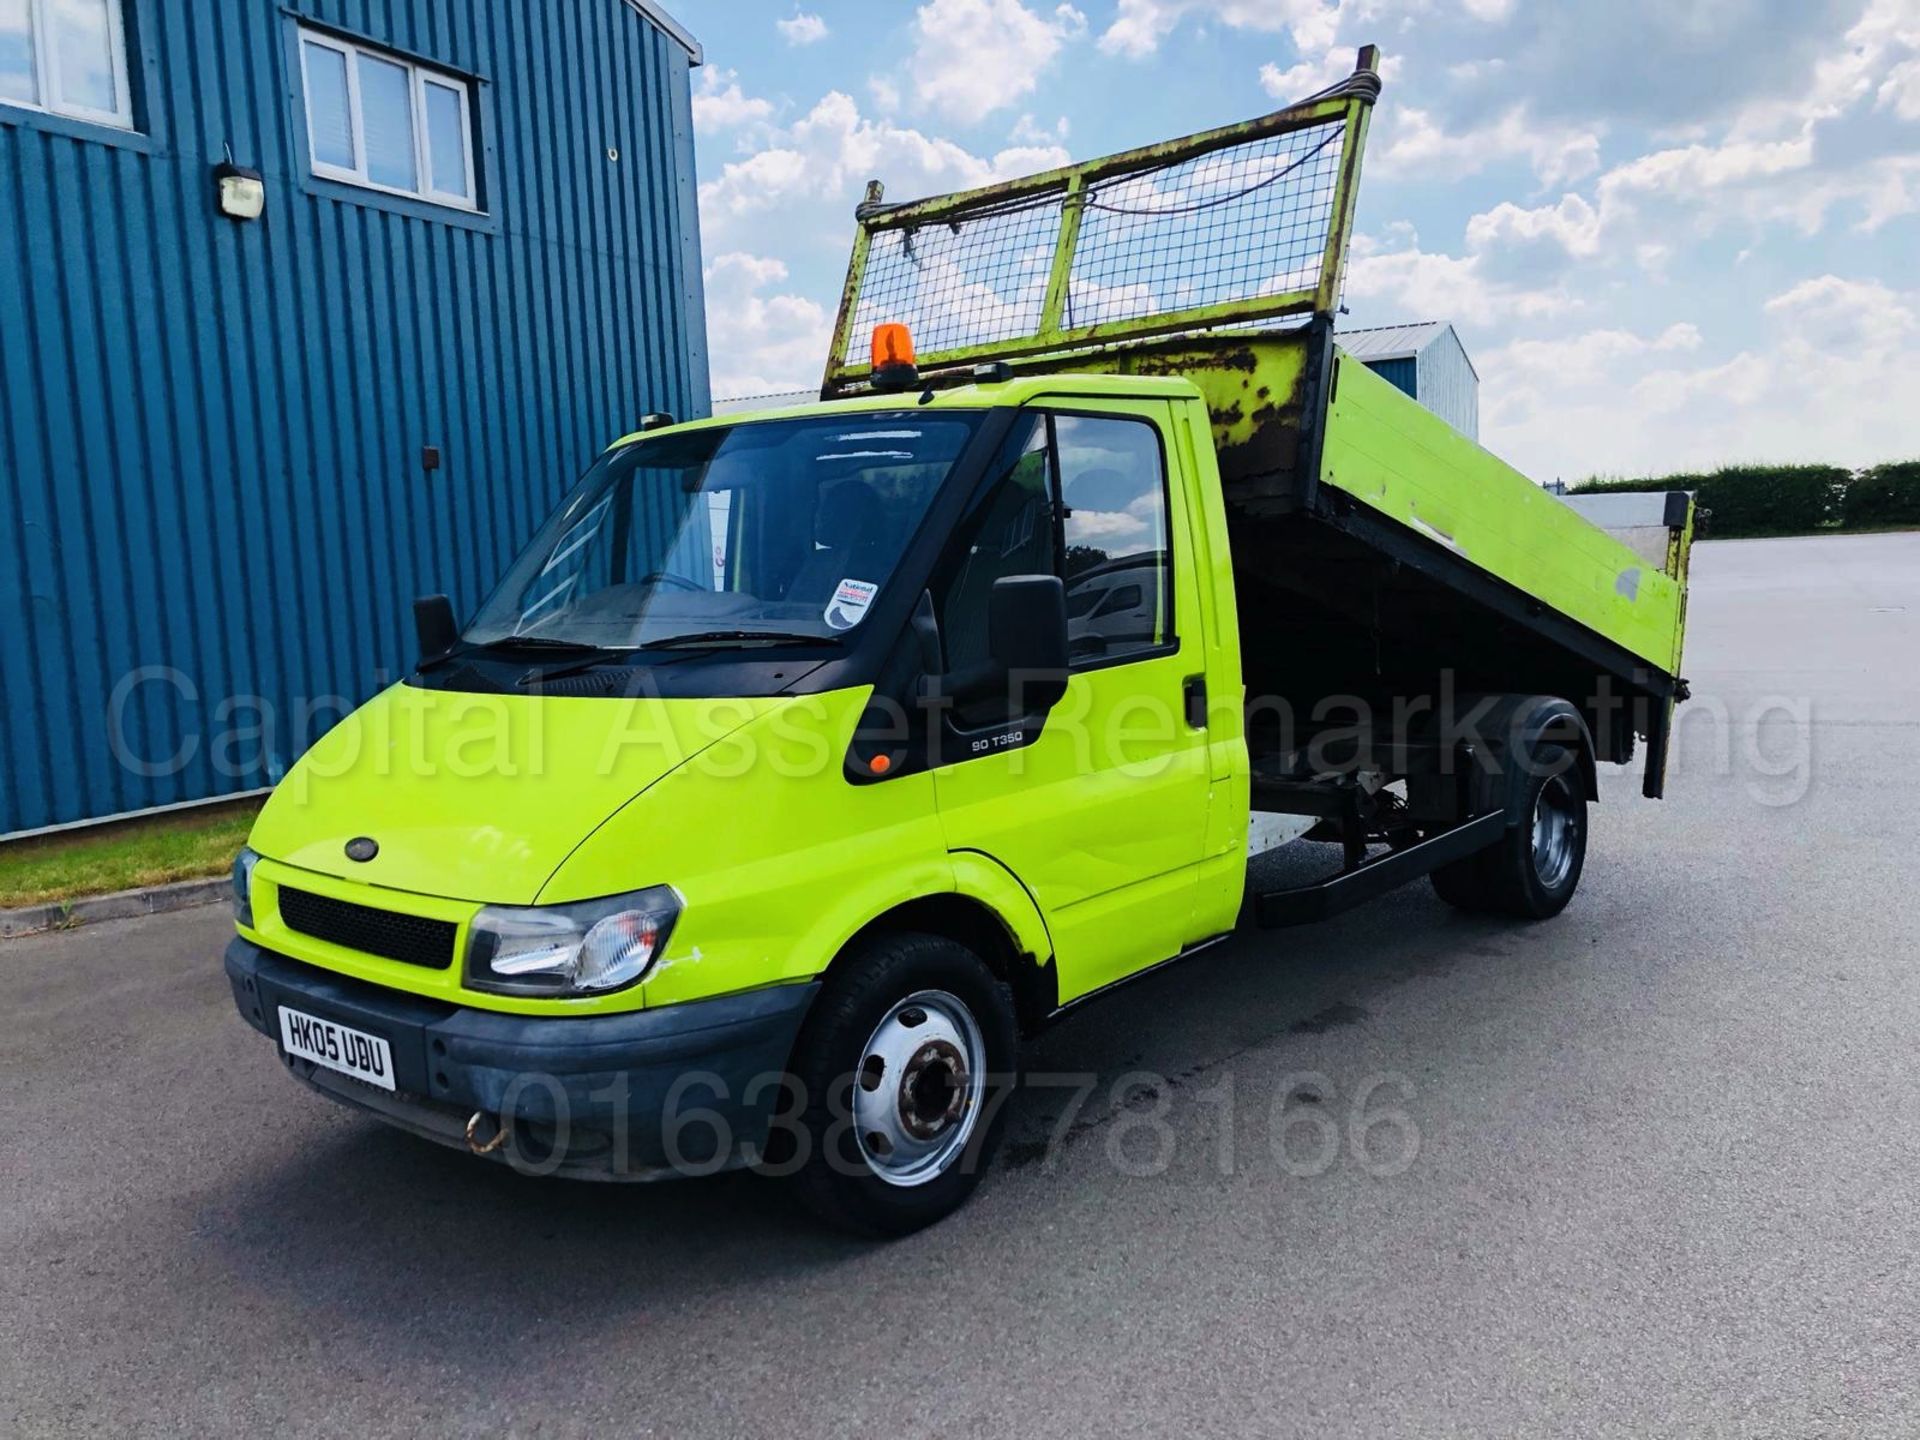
[780,932,1017,1236]
[1431,742,1587,919]
[1431,851,1493,911]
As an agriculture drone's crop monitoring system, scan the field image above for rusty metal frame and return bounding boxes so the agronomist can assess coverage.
[822,46,1382,395]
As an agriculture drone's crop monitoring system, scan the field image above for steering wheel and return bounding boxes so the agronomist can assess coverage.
[639,571,704,593]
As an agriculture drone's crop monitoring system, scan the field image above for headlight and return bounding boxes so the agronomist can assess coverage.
[465,886,681,997]
[232,847,261,927]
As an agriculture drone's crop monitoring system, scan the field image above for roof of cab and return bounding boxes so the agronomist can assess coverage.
[611,372,1203,448]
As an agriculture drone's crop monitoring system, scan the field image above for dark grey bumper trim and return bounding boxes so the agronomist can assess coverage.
[225,937,819,1178]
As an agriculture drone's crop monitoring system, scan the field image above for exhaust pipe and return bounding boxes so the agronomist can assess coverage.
[465,1110,511,1156]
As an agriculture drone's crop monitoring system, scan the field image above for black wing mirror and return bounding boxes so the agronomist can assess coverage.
[413,594,459,667]
[987,574,1069,712]
[924,574,1069,716]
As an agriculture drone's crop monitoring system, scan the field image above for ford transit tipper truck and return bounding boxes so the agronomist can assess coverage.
[224,50,1693,1234]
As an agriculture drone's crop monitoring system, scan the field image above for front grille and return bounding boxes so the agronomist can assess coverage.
[278,887,456,970]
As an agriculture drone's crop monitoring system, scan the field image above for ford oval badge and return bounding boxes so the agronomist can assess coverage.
[344,836,379,863]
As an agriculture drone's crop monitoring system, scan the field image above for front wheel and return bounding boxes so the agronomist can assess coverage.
[778,932,1017,1236]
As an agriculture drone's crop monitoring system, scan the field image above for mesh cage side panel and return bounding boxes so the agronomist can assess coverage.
[836,115,1348,370]
[847,193,1065,362]
[1067,121,1345,331]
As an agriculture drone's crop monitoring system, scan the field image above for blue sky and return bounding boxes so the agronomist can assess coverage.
[671,0,1920,482]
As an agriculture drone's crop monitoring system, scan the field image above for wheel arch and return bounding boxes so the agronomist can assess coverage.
[1505,695,1599,809]
[1460,692,1599,821]
[819,854,1057,1031]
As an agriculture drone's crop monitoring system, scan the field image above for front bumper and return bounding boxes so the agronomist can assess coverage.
[226,938,818,1181]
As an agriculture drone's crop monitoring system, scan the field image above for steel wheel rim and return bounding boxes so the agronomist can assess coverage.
[1531,776,1578,891]
[852,989,986,1188]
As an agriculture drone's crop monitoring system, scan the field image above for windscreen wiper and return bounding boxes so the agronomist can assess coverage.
[640,630,841,650]
[472,635,619,657]
[419,634,610,675]
[468,635,639,686]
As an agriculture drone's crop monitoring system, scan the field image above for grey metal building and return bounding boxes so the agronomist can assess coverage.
[1338,321,1479,441]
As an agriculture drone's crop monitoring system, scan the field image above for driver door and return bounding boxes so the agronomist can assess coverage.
[930,401,1214,1004]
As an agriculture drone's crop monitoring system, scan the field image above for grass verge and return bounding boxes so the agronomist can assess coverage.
[0,799,261,909]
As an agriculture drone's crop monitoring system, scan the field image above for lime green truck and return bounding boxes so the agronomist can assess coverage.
[223,50,1692,1233]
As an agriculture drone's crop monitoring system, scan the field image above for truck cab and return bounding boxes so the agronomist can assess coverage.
[228,372,1256,1231]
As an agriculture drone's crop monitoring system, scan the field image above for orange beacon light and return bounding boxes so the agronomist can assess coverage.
[871,323,919,389]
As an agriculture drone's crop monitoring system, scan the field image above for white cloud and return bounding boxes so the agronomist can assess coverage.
[1557,2,1920,239]
[1764,274,1917,356]
[1532,128,1920,254]
[1100,0,1513,58]
[1480,323,1700,395]
[1754,154,1920,235]
[1728,0,1920,138]
[910,0,1088,121]
[1623,278,1916,449]
[868,74,902,115]
[1477,279,1920,480]
[776,10,829,45]
[1100,0,1348,59]
[1010,113,1070,147]
[692,68,773,135]
[1444,15,1920,273]
[1377,106,1602,187]
[1880,56,1920,119]
[1655,322,1704,352]
[1596,136,1814,201]
[1345,238,1582,327]
[1625,352,1773,419]
[1446,57,1506,83]
[1348,0,1918,301]
[699,91,1072,238]
[1258,55,1346,102]
[989,142,1077,175]
[704,253,833,400]
[1465,194,1604,260]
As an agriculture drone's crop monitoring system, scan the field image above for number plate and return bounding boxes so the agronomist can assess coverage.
[278,1006,396,1092]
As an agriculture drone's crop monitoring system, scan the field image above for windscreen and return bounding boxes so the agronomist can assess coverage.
[466,412,983,649]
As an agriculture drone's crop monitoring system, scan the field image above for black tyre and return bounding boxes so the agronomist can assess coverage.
[1430,851,1494,911]
[1482,742,1587,918]
[779,931,1018,1237]
[1431,743,1587,918]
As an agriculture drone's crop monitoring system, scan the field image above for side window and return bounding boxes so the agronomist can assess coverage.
[299,26,478,210]
[934,410,1175,679]
[1,0,134,129]
[1055,414,1170,663]
[936,418,1053,674]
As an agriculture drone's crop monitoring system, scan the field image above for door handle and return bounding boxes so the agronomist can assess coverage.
[1183,675,1208,730]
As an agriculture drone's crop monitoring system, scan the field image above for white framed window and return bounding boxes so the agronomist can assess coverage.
[297,27,477,211]
[0,0,135,130]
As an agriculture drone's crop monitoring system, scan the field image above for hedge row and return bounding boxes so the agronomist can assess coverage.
[1843,461,1920,530]
[1572,460,1920,538]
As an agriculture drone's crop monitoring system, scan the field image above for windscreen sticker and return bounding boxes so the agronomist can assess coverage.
[825,578,878,631]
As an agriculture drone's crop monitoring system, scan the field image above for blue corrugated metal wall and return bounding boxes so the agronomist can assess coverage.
[1360,356,1418,403]
[0,0,707,835]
